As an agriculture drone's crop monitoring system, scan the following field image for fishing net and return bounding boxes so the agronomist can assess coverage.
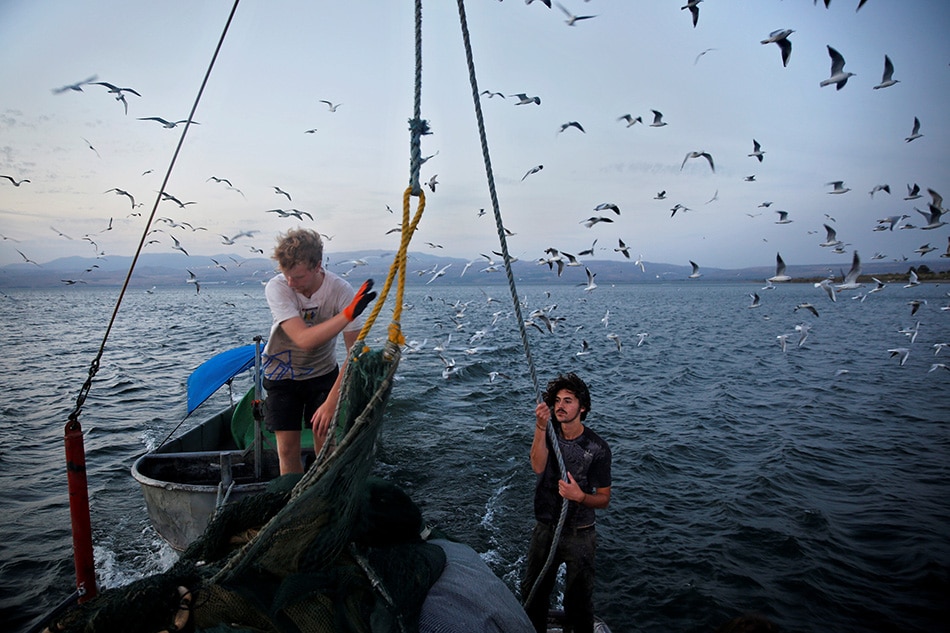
[45,342,457,633]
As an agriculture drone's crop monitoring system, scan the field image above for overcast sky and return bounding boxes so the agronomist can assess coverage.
[1,0,948,272]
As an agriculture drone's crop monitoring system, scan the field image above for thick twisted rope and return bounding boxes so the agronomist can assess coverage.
[454,0,570,608]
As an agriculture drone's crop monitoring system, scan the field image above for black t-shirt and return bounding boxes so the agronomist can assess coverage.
[534,426,612,528]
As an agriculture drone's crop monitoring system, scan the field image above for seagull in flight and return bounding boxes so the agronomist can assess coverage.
[688,260,702,279]
[761,29,794,67]
[820,46,855,90]
[319,100,342,112]
[917,189,946,230]
[768,252,792,282]
[649,110,667,127]
[748,139,765,162]
[104,187,136,209]
[654,190,667,200]
[581,216,614,228]
[555,2,596,26]
[819,224,842,248]
[1,175,31,187]
[594,203,621,215]
[52,75,98,94]
[138,116,199,128]
[617,114,642,127]
[583,267,597,292]
[887,348,910,367]
[522,165,543,181]
[905,183,922,200]
[614,238,631,259]
[748,293,761,309]
[904,117,923,142]
[511,93,541,105]
[558,121,585,134]
[274,186,292,201]
[873,55,899,89]
[91,81,141,114]
[267,208,313,221]
[835,251,862,291]
[681,0,702,28]
[826,180,851,194]
[774,210,793,224]
[681,151,715,173]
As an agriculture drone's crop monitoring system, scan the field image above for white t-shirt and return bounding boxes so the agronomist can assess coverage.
[262,269,362,381]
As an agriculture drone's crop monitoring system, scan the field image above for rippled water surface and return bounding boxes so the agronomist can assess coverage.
[1,281,948,632]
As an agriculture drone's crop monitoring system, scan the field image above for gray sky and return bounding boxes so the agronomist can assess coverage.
[1,0,948,270]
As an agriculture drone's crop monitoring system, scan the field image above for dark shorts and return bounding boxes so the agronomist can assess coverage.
[263,367,339,432]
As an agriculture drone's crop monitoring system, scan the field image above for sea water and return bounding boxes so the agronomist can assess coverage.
[1,281,948,632]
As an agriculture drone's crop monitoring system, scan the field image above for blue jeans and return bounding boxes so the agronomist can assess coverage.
[520,521,597,633]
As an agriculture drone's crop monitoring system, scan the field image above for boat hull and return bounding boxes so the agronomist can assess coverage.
[131,405,282,551]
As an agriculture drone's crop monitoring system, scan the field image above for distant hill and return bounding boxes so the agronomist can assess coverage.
[0,250,947,289]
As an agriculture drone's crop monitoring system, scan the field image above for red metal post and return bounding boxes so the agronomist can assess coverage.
[64,418,98,602]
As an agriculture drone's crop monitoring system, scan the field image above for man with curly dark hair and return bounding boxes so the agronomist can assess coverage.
[521,372,612,633]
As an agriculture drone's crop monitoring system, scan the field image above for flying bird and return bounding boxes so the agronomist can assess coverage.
[774,210,793,224]
[558,121,585,134]
[916,190,946,230]
[52,75,98,94]
[649,110,667,127]
[819,224,843,248]
[835,251,863,291]
[1,175,31,187]
[748,139,765,162]
[826,181,851,194]
[820,46,855,90]
[617,114,642,127]
[581,216,614,228]
[688,260,702,279]
[267,208,313,221]
[614,239,631,259]
[904,117,923,142]
[768,253,792,282]
[594,203,620,215]
[555,2,597,26]
[887,348,910,367]
[522,165,543,181]
[137,116,199,128]
[104,187,136,208]
[583,267,598,292]
[761,29,794,67]
[873,55,899,89]
[90,81,141,114]
[681,0,703,28]
[319,100,342,112]
[510,93,541,105]
[681,151,715,173]
[274,186,292,201]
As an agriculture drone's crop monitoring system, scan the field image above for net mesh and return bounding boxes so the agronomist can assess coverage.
[47,343,451,633]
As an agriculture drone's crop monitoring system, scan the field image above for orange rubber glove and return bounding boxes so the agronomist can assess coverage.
[344,279,377,321]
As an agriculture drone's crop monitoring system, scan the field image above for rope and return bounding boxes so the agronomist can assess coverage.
[66,0,242,431]
[357,0,427,349]
[407,0,426,196]
[454,0,570,608]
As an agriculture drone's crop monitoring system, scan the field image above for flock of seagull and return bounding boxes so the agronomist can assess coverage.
[3,1,946,375]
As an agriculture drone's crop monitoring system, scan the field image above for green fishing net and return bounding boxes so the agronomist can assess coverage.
[47,344,448,633]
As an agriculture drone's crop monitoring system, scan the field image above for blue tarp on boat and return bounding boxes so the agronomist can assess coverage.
[186,344,258,416]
